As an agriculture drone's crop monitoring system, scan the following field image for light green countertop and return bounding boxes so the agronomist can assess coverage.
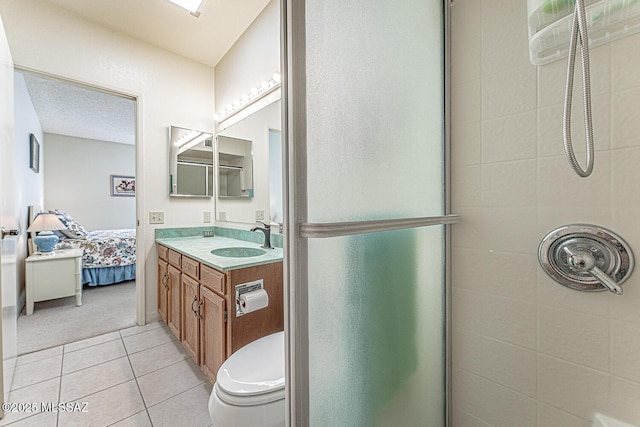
[156,235,283,272]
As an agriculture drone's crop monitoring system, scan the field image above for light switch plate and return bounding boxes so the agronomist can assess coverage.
[203,211,211,223]
[219,211,226,221]
[149,212,164,224]
[255,210,265,221]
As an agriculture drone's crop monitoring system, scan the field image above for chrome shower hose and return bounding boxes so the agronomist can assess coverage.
[562,0,595,178]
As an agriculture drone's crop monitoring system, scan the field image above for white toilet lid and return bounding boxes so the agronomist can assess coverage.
[217,331,285,397]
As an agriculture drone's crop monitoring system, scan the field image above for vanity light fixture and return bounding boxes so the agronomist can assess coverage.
[173,129,201,147]
[165,0,204,16]
[215,72,282,131]
[176,132,210,155]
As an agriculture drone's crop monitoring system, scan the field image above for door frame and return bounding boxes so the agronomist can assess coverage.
[12,65,146,326]
[281,0,454,425]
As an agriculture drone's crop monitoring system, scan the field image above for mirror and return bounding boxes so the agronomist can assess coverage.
[215,100,282,225]
[216,135,254,198]
[268,129,283,223]
[169,126,214,198]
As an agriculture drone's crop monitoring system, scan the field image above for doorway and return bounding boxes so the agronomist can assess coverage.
[14,69,141,354]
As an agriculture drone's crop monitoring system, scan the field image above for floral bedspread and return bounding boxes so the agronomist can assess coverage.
[65,229,136,269]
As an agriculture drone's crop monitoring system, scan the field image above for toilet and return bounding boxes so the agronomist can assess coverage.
[208,331,285,427]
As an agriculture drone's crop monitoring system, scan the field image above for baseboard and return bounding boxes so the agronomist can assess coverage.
[145,312,161,324]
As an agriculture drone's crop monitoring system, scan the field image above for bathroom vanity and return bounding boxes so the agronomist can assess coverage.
[156,233,283,383]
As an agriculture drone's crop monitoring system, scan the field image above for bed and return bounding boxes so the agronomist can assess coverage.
[28,206,136,286]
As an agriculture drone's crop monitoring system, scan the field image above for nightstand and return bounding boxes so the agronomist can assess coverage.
[25,248,83,315]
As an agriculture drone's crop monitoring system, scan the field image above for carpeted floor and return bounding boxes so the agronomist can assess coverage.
[17,280,137,355]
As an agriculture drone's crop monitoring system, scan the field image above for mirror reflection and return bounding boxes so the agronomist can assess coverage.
[217,135,254,198]
[169,126,214,198]
[215,100,282,225]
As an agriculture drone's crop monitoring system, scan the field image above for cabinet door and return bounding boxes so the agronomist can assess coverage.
[157,258,169,323]
[167,265,182,339]
[200,285,226,383]
[181,275,200,364]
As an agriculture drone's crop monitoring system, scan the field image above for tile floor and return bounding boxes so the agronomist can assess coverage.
[0,321,213,426]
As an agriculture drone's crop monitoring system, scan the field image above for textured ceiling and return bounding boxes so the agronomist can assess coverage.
[21,0,271,145]
[22,72,136,145]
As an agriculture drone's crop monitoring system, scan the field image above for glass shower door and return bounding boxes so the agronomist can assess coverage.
[283,1,455,425]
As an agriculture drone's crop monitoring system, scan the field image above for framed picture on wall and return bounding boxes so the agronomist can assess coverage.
[110,175,135,197]
[29,134,40,173]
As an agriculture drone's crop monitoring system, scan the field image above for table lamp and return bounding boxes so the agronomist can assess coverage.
[26,214,67,254]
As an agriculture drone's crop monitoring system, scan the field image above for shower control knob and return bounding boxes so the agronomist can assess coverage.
[563,247,624,295]
[538,224,634,295]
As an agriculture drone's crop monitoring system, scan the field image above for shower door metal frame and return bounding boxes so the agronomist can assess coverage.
[281,1,454,425]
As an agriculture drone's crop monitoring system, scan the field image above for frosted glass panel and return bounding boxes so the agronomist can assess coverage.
[308,226,445,427]
[306,0,444,222]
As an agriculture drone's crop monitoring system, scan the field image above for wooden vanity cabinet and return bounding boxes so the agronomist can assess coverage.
[180,256,228,381]
[199,285,226,382]
[167,265,182,339]
[157,258,169,323]
[167,249,182,340]
[157,243,283,384]
[226,262,283,353]
[181,273,200,363]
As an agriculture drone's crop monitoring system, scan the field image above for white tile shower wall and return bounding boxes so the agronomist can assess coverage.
[451,0,640,426]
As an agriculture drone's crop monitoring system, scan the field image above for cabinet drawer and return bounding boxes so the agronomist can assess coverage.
[201,264,225,295]
[168,250,182,268]
[182,256,200,280]
[158,244,169,261]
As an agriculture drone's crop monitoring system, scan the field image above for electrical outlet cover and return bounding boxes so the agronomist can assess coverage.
[149,212,164,224]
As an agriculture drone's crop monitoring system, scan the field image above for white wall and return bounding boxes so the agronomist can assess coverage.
[213,0,280,229]
[44,134,135,230]
[13,71,43,309]
[451,1,640,426]
[214,0,280,113]
[0,0,215,321]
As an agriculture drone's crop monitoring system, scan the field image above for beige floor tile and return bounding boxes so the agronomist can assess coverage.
[147,383,213,427]
[58,380,145,427]
[64,331,121,354]
[128,340,189,378]
[16,346,63,366]
[60,356,134,402]
[62,339,127,374]
[110,410,153,426]
[11,355,62,391]
[122,326,176,355]
[0,378,59,426]
[1,411,57,427]
[119,321,164,338]
[138,358,207,407]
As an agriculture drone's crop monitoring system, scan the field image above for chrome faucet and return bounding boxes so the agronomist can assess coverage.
[250,221,273,249]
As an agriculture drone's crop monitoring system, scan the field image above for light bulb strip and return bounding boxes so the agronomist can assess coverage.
[215,73,281,124]
[218,87,281,131]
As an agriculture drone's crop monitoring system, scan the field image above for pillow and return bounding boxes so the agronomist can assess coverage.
[52,230,67,241]
[46,209,89,239]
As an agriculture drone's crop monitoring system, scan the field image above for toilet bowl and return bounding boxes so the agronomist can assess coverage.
[208,331,285,427]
